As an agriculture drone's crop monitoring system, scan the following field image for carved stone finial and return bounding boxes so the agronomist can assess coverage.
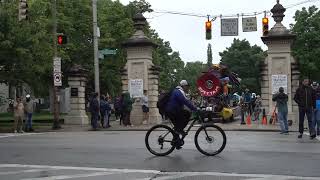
[271,0,286,23]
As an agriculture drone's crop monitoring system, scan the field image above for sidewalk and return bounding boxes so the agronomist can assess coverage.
[0,119,298,133]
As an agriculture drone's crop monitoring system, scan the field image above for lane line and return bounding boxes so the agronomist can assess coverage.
[20,172,116,180]
[0,169,45,175]
[0,164,160,174]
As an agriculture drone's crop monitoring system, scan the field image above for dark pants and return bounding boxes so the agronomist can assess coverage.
[91,112,99,129]
[299,108,316,135]
[166,109,191,134]
[123,111,131,126]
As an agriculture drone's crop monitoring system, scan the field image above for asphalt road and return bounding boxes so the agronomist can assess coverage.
[0,130,319,180]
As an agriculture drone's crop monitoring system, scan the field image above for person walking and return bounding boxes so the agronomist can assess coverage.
[311,82,320,136]
[13,97,24,133]
[103,96,112,128]
[100,95,107,128]
[89,93,100,130]
[294,79,316,139]
[122,92,133,127]
[24,94,34,132]
[141,90,149,125]
[114,96,121,121]
[272,87,289,134]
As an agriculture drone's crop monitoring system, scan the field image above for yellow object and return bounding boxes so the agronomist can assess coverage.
[220,108,233,119]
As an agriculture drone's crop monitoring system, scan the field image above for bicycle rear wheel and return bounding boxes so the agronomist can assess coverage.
[194,124,226,156]
[145,124,176,156]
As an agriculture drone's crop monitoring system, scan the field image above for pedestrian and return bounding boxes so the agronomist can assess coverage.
[89,92,99,131]
[24,94,34,132]
[141,90,149,125]
[311,82,320,136]
[294,79,316,139]
[13,97,24,133]
[122,92,134,127]
[100,95,107,128]
[114,96,121,121]
[272,87,289,134]
[242,88,252,115]
[103,96,112,128]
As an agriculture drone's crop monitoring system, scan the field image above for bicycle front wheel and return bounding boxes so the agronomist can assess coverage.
[194,124,226,156]
[145,124,176,156]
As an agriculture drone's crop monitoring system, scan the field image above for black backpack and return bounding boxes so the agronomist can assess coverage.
[157,90,173,114]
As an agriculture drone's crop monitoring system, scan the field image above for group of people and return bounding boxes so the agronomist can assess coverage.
[12,94,34,133]
[88,90,150,130]
[273,78,320,139]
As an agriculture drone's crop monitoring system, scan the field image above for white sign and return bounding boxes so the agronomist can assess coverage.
[242,17,257,32]
[221,18,239,36]
[272,75,287,94]
[54,72,62,86]
[53,57,61,73]
[129,79,143,98]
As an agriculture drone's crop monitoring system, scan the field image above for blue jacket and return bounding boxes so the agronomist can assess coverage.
[165,87,196,113]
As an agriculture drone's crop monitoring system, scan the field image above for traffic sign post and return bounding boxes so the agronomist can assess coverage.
[98,48,117,59]
[221,18,239,36]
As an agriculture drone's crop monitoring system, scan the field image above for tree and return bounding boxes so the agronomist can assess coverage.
[219,39,266,94]
[181,61,206,95]
[207,43,212,67]
[291,6,320,81]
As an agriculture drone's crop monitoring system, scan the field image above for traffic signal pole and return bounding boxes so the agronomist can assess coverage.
[52,0,61,129]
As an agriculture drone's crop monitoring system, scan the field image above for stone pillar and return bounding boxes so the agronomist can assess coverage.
[261,0,299,124]
[64,64,89,125]
[121,13,161,125]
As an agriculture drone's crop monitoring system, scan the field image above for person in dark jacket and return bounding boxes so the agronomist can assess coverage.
[122,92,134,127]
[311,82,320,136]
[294,79,316,139]
[165,80,197,136]
[272,87,289,134]
[90,93,100,130]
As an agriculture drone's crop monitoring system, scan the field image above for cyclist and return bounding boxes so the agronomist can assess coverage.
[165,80,197,140]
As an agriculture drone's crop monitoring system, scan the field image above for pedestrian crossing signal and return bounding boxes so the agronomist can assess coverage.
[205,20,212,40]
[262,17,269,36]
[57,34,67,45]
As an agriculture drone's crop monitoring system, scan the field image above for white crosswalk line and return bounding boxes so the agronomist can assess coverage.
[0,133,46,139]
[0,169,45,175]
[21,172,117,180]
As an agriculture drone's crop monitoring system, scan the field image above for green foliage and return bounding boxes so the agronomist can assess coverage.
[181,61,206,95]
[291,6,320,81]
[219,39,266,94]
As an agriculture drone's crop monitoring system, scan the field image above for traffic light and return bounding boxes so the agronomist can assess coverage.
[205,20,212,40]
[57,34,67,45]
[18,0,28,21]
[262,17,269,36]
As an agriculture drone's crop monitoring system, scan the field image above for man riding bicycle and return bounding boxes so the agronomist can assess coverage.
[165,80,197,138]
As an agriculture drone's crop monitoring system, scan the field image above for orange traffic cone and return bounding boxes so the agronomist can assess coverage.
[262,109,267,125]
[246,114,251,125]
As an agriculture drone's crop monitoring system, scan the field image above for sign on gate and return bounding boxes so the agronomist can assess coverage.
[221,18,239,36]
[242,17,257,32]
[129,79,143,98]
[272,75,287,94]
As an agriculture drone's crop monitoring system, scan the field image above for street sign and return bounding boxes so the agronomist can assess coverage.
[53,57,61,73]
[242,17,257,32]
[54,72,62,86]
[99,49,117,59]
[221,18,239,36]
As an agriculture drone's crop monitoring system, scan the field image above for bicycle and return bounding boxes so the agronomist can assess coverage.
[145,110,227,156]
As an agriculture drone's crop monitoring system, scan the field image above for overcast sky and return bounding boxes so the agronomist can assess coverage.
[119,0,320,64]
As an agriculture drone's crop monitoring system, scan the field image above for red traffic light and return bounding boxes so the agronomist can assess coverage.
[57,35,67,45]
[205,21,212,31]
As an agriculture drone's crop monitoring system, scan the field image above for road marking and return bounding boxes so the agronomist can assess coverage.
[304,132,320,141]
[0,169,45,175]
[21,172,116,180]
[0,133,45,139]
[0,164,319,180]
[0,164,160,174]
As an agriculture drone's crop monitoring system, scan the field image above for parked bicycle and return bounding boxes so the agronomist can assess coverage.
[145,110,226,156]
